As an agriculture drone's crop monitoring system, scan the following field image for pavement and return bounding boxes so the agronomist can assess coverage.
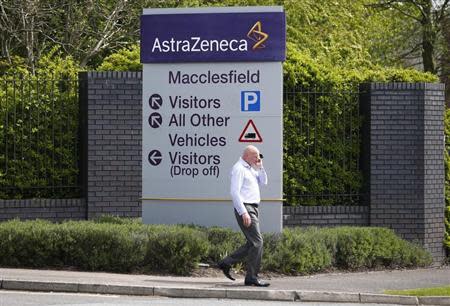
[0,266,450,305]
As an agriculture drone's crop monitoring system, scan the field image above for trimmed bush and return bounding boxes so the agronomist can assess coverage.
[0,220,147,272]
[0,219,62,267]
[94,215,142,225]
[0,219,432,275]
[263,227,332,274]
[205,227,245,264]
[334,227,375,269]
[261,226,431,275]
[57,221,148,272]
[144,225,209,275]
[321,227,432,270]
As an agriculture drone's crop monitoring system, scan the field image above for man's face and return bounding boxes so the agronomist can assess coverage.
[246,150,261,166]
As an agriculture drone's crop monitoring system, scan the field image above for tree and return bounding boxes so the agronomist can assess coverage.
[52,0,141,67]
[0,0,53,73]
[373,0,449,74]
[0,0,146,70]
[2,0,448,76]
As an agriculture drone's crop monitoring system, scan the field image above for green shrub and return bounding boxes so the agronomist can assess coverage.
[263,227,332,274]
[334,227,375,269]
[261,226,431,274]
[445,108,450,257]
[94,215,142,225]
[0,220,432,275]
[397,242,433,267]
[0,220,148,273]
[445,205,450,258]
[283,46,438,206]
[0,48,81,199]
[0,219,62,267]
[325,227,432,269]
[144,225,209,275]
[57,221,148,272]
[97,45,141,71]
[205,227,244,264]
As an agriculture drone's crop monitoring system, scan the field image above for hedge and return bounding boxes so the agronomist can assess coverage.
[444,108,450,257]
[0,219,432,275]
[283,45,438,206]
[0,49,80,199]
[0,45,440,203]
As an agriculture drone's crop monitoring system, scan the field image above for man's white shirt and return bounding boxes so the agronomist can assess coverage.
[230,157,268,216]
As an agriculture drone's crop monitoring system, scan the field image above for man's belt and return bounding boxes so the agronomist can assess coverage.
[244,202,259,207]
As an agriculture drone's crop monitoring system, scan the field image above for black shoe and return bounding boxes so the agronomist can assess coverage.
[218,262,235,281]
[244,278,270,287]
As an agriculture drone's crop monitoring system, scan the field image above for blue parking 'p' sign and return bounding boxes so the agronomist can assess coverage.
[241,91,261,112]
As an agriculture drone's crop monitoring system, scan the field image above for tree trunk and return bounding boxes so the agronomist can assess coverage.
[422,30,435,73]
[421,0,435,73]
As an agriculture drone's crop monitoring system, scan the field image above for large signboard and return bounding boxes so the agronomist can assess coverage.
[141,7,285,232]
[141,9,285,62]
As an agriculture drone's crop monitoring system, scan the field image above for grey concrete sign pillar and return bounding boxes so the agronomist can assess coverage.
[360,82,446,263]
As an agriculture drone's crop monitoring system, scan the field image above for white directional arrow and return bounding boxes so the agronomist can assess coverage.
[149,112,162,128]
[148,150,162,166]
[149,94,163,110]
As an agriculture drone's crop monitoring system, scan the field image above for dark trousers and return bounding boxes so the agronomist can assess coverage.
[221,204,263,280]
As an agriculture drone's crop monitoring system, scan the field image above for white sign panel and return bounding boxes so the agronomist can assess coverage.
[141,7,285,232]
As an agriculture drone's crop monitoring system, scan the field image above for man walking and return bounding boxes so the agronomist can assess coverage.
[218,145,269,287]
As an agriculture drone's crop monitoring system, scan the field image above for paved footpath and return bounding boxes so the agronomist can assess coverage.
[1,267,449,305]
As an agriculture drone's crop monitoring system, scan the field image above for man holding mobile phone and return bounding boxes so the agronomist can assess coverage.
[218,145,269,287]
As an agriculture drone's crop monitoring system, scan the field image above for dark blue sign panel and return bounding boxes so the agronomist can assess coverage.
[141,12,285,63]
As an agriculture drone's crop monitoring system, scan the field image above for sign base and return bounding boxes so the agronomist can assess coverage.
[142,200,282,233]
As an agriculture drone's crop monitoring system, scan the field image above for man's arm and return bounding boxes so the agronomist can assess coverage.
[256,160,268,185]
[230,167,247,216]
[230,167,252,227]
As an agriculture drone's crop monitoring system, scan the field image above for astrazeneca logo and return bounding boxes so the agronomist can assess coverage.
[151,21,269,54]
[247,21,268,50]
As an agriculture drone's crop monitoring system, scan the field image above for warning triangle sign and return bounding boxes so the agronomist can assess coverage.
[239,119,263,143]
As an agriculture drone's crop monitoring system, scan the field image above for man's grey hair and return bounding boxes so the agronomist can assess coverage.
[243,145,259,157]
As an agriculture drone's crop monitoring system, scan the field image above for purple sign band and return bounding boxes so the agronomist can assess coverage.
[140,12,286,63]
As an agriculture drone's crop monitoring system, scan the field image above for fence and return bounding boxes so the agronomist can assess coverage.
[0,75,81,199]
[0,76,364,205]
[283,85,363,206]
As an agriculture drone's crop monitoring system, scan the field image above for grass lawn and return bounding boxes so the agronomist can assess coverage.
[385,286,450,297]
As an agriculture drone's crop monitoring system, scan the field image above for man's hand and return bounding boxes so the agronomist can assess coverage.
[242,212,251,227]
[252,158,263,170]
